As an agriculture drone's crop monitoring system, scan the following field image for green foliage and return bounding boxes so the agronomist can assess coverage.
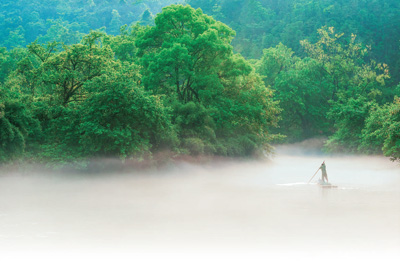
[37,19,87,45]
[0,101,25,162]
[361,97,400,161]
[36,104,83,164]
[15,32,117,105]
[172,101,217,154]
[140,9,154,26]
[256,43,295,87]
[1,25,181,165]
[382,98,400,161]
[0,47,27,84]
[103,24,145,63]
[189,0,400,83]
[136,4,280,156]
[274,57,332,140]
[301,27,391,153]
[0,90,41,162]
[256,43,332,141]
[0,0,184,48]
[212,69,280,155]
[182,137,205,155]
[2,0,400,83]
[79,72,177,158]
[109,9,123,35]
[300,27,390,101]
[1,1,399,165]
[256,27,392,145]
[326,95,376,153]
[3,26,26,49]
[173,101,216,140]
[136,4,235,103]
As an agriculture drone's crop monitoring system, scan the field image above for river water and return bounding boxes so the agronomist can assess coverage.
[0,147,399,261]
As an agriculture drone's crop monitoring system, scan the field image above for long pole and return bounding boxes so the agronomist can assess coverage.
[308,161,324,184]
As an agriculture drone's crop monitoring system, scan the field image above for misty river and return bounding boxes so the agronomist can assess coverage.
[0,145,399,261]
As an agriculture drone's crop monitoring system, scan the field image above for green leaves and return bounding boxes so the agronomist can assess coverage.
[301,27,390,101]
[79,73,176,158]
[0,93,40,162]
[136,4,235,103]
[256,43,331,141]
[0,116,25,162]
[20,33,116,105]
[255,27,395,148]
[326,95,376,153]
[5,2,398,164]
[136,4,280,156]
[361,97,400,161]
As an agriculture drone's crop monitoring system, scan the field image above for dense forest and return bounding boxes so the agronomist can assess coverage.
[1,0,399,167]
[188,1,400,81]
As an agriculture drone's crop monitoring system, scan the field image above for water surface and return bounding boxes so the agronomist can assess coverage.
[1,149,399,260]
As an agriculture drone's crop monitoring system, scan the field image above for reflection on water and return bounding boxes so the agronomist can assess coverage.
[0,148,399,261]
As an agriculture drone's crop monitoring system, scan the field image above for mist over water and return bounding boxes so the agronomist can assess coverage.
[0,145,399,261]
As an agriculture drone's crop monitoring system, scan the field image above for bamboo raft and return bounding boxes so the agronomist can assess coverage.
[317,179,338,188]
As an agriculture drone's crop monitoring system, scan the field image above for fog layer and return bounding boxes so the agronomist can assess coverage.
[1,147,399,261]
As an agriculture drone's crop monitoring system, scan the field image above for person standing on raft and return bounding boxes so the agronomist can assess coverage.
[319,162,328,183]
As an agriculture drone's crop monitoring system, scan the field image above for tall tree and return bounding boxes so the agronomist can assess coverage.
[32,32,116,105]
[136,4,236,103]
[137,4,280,156]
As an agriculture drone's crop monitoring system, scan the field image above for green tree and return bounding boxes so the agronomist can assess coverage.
[274,57,332,140]
[256,43,332,141]
[137,5,280,156]
[382,97,400,161]
[361,97,400,161]
[80,76,176,158]
[0,88,40,162]
[109,9,123,35]
[0,48,27,84]
[136,4,236,103]
[35,103,83,164]
[256,43,295,87]
[326,95,376,152]
[3,26,26,49]
[104,24,144,63]
[140,9,154,26]
[28,32,116,105]
[37,19,87,45]
[299,27,390,150]
[6,41,59,97]
[301,27,389,101]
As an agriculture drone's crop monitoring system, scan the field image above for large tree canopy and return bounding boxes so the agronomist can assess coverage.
[136,4,236,103]
[136,5,280,156]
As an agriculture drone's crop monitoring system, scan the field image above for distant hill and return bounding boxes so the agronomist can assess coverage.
[187,0,400,83]
[0,0,183,47]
